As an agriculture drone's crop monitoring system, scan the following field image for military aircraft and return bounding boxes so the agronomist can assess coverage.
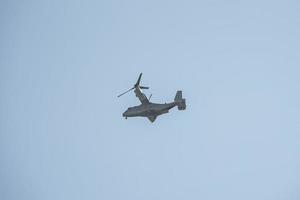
[118,73,186,122]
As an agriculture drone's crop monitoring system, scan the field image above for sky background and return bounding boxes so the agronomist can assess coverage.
[1,0,300,199]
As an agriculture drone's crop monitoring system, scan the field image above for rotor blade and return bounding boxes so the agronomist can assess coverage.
[135,73,143,87]
[140,86,149,89]
[117,87,134,97]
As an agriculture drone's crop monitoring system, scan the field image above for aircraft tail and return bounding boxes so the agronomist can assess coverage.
[174,91,186,110]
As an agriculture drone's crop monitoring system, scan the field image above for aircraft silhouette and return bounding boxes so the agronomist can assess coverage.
[118,73,186,122]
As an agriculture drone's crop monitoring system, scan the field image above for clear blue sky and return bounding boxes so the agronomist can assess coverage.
[1,0,300,199]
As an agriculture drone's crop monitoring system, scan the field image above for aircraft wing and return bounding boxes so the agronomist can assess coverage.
[147,116,157,123]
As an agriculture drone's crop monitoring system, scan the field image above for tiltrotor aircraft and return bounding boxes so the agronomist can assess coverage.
[118,73,186,122]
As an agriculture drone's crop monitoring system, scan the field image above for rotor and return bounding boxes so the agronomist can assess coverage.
[117,73,149,97]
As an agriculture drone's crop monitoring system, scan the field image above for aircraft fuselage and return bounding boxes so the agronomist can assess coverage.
[123,102,178,118]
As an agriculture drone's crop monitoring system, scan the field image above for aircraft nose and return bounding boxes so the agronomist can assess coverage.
[122,110,128,117]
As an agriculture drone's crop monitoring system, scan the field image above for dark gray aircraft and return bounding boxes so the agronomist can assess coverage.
[118,73,186,122]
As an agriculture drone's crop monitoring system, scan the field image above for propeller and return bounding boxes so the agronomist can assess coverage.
[135,73,143,87]
[117,73,149,98]
[117,87,135,97]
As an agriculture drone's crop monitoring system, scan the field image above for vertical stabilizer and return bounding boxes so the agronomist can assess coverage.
[174,91,186,110]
